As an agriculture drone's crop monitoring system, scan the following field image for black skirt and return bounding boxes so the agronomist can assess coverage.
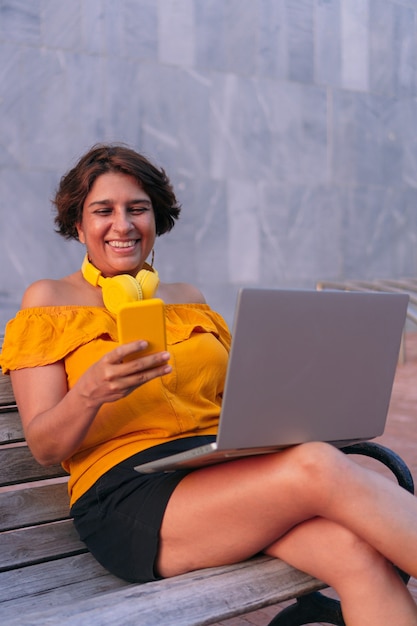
[70,435,216,582]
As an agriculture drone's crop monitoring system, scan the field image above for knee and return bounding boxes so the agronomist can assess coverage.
[275,441,352,507]
[287,440,348,482]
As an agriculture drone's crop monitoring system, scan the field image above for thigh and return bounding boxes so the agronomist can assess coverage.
[157,448,322,578]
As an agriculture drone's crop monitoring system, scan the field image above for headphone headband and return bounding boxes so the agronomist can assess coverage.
[81,255,102,287]
[81,254,159,314]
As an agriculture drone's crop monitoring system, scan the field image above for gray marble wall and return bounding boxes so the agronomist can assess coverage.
[1,0,417,328]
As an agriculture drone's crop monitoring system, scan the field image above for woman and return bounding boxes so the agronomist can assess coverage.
[1,144,417,626]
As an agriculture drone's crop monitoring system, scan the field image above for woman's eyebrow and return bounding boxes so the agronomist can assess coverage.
[129,199,152,206]
[87,198,152,208]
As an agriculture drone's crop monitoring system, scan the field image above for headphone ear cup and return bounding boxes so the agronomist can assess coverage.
[81,254,160,313]
[102,275,143,314]
[137,268,159,300]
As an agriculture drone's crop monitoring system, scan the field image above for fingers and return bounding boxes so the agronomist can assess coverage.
[123,361,172,395]
[83,342,172,409]
[110,340,149,363]
[123,351,172,382]
[79,342,172,411]
[111,341,171,370]
[110,340,169,362]
[104,341,172,391]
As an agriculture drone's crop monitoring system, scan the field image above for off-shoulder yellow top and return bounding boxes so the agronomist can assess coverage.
[0,304,231,505]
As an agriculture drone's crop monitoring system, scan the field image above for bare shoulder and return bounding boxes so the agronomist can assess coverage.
[21,273,81,308]
[21,279,62,308]
[159,282,206,304]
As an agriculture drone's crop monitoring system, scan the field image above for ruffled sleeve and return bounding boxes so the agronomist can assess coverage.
[0,303,231,375]
[165,304,232,353]
[0,307,117,374]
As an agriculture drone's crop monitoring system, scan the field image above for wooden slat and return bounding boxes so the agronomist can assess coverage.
[0,373,14,406]
[0,481,69,531]
[0,552,123,603]
[3,556,326,626]
[316,279,417,326]
[381,278,417,290]
[0,408,23,443]
[0,446,67,486]
[0,572,128,621]
[0,554,127,620]
[0,519,87,570]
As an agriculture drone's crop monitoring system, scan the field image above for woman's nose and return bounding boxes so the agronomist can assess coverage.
[113,209,133,232]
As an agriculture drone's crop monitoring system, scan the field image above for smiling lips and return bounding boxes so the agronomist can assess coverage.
[107,239,139,249]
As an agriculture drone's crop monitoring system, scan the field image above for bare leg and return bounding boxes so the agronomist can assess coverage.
[268,518,417,626]
[157,442,417,593]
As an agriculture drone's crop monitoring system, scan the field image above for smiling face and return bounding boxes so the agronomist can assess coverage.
[76,171,156,278]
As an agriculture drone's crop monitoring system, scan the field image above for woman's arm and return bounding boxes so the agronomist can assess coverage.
[11,342,172,466]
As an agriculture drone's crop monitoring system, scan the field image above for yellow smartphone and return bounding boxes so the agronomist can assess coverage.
[117,299,167,360]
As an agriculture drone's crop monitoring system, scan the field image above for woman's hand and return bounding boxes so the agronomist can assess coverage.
[79,341,172,409]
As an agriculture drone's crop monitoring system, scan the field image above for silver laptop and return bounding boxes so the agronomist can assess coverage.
[135,288,408,473]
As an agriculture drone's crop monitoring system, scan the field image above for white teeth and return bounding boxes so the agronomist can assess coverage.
[108,240,137,248]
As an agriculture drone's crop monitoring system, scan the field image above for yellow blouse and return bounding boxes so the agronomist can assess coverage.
[0,304,231,505]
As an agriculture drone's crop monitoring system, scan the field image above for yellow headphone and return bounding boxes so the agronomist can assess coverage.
[81,254,160,314]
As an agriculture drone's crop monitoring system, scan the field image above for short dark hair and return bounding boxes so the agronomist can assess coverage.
[53,144,181,240]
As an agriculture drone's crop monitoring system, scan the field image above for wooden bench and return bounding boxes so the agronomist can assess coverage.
[0,367,414,625]
[316,278,417,325]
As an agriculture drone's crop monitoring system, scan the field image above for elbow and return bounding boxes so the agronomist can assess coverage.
[37,454,63,467]
[31,448,65,467]
[26,439,68,467]
[24,426,69,467]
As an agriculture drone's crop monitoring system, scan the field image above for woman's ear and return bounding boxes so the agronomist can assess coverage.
[76,223,86,244]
